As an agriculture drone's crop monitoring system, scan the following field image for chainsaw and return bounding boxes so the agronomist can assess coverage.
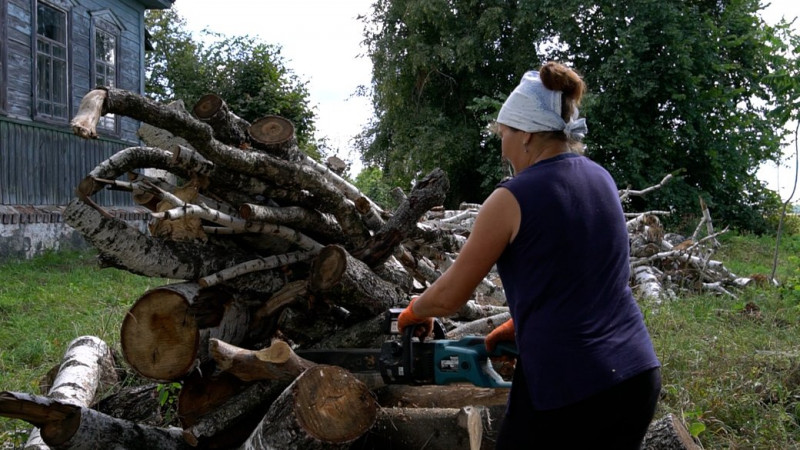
[297,309,517,388]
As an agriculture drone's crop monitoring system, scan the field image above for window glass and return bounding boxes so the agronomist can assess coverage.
[35,2,69,121]
[94,24,118,131]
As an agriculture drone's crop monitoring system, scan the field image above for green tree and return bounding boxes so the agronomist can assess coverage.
[360,0,799,232]
[540,0,790,232]
[353,165,397,209]
[145,10,319,156]
[358,0,540,207]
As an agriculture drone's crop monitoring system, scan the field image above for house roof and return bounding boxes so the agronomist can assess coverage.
[137,0,174,9]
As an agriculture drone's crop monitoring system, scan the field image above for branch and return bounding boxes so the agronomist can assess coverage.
[199,252,318,288]
[619,173,673,202]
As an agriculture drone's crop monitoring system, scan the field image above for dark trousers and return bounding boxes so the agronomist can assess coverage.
[496,366,661,449]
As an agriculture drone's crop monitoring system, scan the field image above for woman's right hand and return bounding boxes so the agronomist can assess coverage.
[485,318,515,352]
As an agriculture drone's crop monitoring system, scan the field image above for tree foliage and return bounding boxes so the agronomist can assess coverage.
[360,0,800,232]
[352,165,397,209]
[358,0,539,206]
[144,10,319,156]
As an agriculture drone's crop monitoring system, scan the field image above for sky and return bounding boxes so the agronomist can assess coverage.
[174,0,374,171]
[175,0,800,200]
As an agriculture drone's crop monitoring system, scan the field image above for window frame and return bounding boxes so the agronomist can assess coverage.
[33,0,71,124]
[91,16,121,134]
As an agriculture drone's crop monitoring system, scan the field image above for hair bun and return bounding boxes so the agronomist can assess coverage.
[539,62,584,102]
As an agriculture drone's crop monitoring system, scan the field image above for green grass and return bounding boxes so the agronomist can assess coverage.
[646,232,800,448]
[1,235,800,448]
[0,250,165,447]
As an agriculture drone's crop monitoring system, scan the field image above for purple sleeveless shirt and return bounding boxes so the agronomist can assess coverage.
[496,153,660,410]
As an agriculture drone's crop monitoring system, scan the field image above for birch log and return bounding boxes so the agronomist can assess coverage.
[308,245,407,319]
[121,283,272,381]
[23,336,117,450]
[238,365,377,450]
[375,384,509,408]
[192,93,251,149]
[0,392,189,450]
[210,339,315,383]
[446,312,512,339]
[357,406,505,450]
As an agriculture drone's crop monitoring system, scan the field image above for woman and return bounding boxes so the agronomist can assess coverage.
[398,62,661,449]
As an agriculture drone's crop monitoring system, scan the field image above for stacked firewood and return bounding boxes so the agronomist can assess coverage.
[0,87,751,449]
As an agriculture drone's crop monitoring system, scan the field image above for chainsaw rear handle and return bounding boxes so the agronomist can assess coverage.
[402,324,518,388]
[434,335,517,388]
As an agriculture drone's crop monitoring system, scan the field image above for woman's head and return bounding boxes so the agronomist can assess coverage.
[495,62,587,149]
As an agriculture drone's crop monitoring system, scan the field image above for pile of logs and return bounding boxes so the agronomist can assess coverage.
[0,86,752,449]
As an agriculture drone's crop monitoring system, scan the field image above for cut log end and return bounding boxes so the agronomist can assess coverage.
[192,93,224,120]
[248,115,295,148]
[354,197,372,215]
[121,290,200,381]
[293,365,377,443]
[309,245,347,291]
[39,409,82,447]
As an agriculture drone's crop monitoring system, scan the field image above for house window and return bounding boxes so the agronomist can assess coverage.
[35,1,69,122]
[93,19,119,132]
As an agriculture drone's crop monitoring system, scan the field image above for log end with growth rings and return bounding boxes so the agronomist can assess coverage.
[121,289,200,381]
[192,93,224,120]
[248,115,295,150]
[308,245,348,292]
[293,365,377,443]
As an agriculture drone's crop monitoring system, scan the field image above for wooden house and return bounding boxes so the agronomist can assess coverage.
[0,0,173,259]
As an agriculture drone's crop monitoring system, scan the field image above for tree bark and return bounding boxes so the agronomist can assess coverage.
[181,380,283,448]
[95,384,163,426]
[238,365,377,450]
[192,93,251,149]
[353,168,449,267]
[121,283,273,381]
[175,369,258,449]
[23,336,117,450]
[357,405,504,450]
[308,245,407,319]
[210,339,315,383]
[375,384,509,408]
[454,300,509,322]
[240,203,345,246]
[64,198,279,283]
[446,312,512,339]
[642,414,700,450]
[0,392,189,450]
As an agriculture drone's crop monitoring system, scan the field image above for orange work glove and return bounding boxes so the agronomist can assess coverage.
[485,318,515,353]
[397,297,434,341]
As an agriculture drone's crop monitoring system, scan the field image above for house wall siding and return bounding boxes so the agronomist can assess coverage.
[6,0,32,119]
[0,118,132,205]
[1,0,169,260]
[1,0,152,207]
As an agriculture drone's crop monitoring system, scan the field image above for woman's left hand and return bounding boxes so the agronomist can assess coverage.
[397,297,434,341]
